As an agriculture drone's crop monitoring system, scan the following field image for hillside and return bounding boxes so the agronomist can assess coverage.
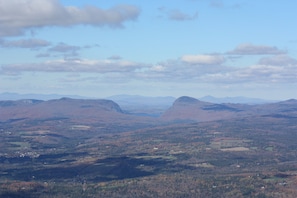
[107,95,176,117]
[0,98,150,124]
[1,96,297,197]
[161,96,297,122]
[1,96,297,125]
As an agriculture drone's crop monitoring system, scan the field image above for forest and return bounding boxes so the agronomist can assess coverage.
[1,112,297,197]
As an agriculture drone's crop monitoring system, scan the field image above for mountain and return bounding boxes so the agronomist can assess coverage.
[0,92,90,101]
[161,96,246,122]
[255,99,297,117]
[199,95,277,104]
[107,94,175,107]
[1,96,296,125]
[0,98,131,124]
[161,96,297,122]
[0,92,276,105]
[106,95,176,117]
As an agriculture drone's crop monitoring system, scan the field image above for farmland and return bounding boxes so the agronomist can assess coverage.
[1,114,297,197]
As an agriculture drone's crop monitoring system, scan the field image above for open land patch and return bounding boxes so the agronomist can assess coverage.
[220,147,250,152]
[1,112,297,197]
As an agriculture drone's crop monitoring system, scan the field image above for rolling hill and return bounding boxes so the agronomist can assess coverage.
[0,98,146,124]
[1,96,297,125]
[161,96,297,122]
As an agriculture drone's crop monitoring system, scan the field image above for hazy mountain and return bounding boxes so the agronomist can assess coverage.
[106,95,176,117]
[107,94,176,107]
[1,95,296,124]
[0,92,276,105]
[199,95,277,104]
[161,96,246,122]
[0,92,90,101]
[161,96,297,122]
[0,98,130,124]
[255,99,297,116]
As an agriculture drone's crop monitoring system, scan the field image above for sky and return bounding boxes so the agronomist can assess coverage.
[0,0,296,100]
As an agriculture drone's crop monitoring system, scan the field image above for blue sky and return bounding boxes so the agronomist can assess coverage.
[0,0,296,100]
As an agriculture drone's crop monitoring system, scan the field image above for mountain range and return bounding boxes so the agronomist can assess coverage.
[161,96,297,122]
[0,98,151,125]
[1,95,296,125]
[0,92,276,104]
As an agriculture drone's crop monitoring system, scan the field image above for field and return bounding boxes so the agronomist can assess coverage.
[1,115,297,197]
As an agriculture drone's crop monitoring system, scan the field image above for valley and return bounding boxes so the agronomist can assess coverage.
[1,96,297,197]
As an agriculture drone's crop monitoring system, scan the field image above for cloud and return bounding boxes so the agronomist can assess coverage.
[228,43,286,55]
[108,55,123,60]
[1,53,296,84]
[258,55,297,66]
[0,0,140,37]
[158,7,198,21]
[84,44,100,49]
[0,38,51,49]
[181,54,225,65]
[141,57,231,82]
[185,64,297,84]
[144,53,297,84]
[36,53,51,58]
[210,0,224,8]
[169,9,198,21]
[210,0,242,9]
[46,42,82,58]
[48,42,80,53]
[230,64,297,83]
[201,54,297,84]
[0,58,148,75]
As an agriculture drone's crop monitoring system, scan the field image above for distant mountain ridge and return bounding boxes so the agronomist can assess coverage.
[174,96,200,104]
[161,96,297,122]
[106,95,176,116]
[0,92,277,104]
[0,98,126,124]
[0,95,296,124]
[106,94,176,107]
[0,92,90,101]
[199,95,278,104]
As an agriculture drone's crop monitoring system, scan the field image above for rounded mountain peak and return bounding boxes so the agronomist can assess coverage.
[174,96,199,104]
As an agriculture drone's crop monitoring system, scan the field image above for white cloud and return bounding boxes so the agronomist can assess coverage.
[36,53,51,58]
[0,58,148,75]
[210,0,242,9]
[169,9,198,21]
[0,38,50,49]
[1,53,296,85]
[108,55,123,60]
[210,0,224,8]
[0,0,140,37]
[158,7,198,21]
[228,43,286,55]
[231,64,297,83]
[191,64,297,84]
[150,65,166,72]
[48,43,80,53]
[181,54,225,65]
[259,55,297,66]
[145,54,297,84]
